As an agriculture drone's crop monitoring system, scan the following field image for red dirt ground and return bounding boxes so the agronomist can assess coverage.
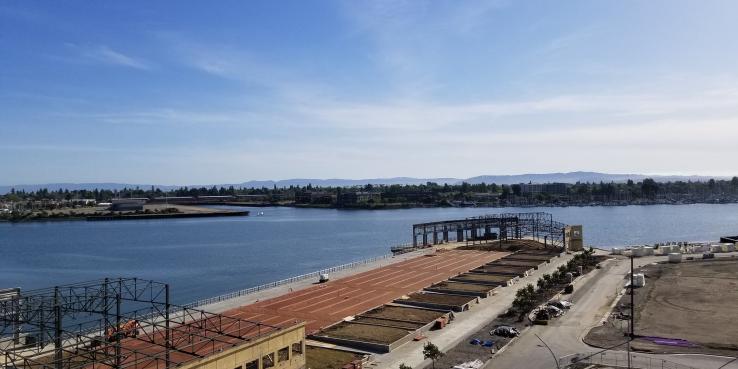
[98,249,508,369]
[229,249,508,334]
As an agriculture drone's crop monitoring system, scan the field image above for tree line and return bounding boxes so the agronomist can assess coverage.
[3,177,738,205]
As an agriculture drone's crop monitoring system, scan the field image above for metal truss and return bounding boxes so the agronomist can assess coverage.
[1,278,280,369]
[412,212,568,248]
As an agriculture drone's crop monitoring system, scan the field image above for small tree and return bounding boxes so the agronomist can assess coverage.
[542,274,552,289]
[536,277,546,291]
[423,342,443,369]
[551,271,562,284]
[399,364,412,369]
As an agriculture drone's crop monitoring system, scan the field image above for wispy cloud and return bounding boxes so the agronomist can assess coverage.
[80,45,152,70]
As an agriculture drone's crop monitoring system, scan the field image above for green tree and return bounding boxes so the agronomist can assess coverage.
[536,277,546,291]
[423,342,443,369]
[399,364,412,369]
[641,178,659,198]
[511,184,522,197]
[542,273,552,289]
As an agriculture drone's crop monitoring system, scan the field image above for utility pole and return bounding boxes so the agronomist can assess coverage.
[628,253,634,369]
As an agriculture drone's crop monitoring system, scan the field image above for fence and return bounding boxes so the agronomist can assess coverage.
[559,351,699,369]
[390,242,429,254]
[183,253,395,309]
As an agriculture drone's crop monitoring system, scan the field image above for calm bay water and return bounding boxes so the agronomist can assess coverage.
[2,204,737,303]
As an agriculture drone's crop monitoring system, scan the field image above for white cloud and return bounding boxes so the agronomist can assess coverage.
[82,45,151,70]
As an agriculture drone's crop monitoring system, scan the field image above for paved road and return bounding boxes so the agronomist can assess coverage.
[488,254,738,369]
[371,252,576,369]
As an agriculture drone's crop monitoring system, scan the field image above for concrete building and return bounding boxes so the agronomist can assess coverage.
[565,225,584,251]
[180,322,306,369]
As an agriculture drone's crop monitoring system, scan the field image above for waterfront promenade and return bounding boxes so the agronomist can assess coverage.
[201,247,508,334]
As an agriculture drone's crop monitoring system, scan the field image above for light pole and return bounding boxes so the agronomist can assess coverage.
[535,333,561,369]
[627,253,634,369]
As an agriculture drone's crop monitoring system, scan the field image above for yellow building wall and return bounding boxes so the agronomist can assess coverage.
[565,225,584,252]
[179,322,306,369]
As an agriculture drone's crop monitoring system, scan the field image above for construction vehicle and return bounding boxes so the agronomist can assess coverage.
[106,320,139,342]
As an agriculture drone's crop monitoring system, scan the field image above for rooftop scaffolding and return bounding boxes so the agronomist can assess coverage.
[1,278,281,369]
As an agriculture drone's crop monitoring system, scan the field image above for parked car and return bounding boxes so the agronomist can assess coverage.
[547,300,573,310]
[534,309,551,321]
[544,305,564,317]
[491,326,520,338]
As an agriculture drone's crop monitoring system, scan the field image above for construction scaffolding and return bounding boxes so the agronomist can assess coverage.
[1,278,281,369]
[412,212,567,248]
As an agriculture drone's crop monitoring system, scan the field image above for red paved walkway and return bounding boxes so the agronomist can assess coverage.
[96,250,508,369]
[228,249,509,334]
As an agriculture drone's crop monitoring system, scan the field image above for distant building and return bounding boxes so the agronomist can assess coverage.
[270,192,294,202]
[469,192,500,202]
[150,196,196,204]
[110,199,146,211]
[382,191,434,203]
[337,191,381,206]
[197,195,235,202]
[69,198,96,205]
[520,183,569,196]
[236,194,270,202]
[295,191,334,205]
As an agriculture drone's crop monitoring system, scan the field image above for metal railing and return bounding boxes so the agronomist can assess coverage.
[560,351,699,369]
[184,253,395,308]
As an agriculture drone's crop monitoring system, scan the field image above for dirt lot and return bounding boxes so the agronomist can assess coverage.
[306,346,362,369]
[586,259,738,356]
[317,322,411,344]
[503,254,553,261]
[429,281,495,292]
[518,249,563,255]
[352,316,424,330]
[458,239,563,252]
[359,305,445,323]
[401,292,478,306]
[452,273,512,283]
[488,259,543,268]
[473,265,531,276]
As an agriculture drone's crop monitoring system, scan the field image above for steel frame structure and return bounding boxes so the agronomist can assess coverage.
[412,212,567,248]
[1,278,280,369]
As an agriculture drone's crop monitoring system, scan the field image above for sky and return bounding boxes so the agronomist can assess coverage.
[2,0,738,185]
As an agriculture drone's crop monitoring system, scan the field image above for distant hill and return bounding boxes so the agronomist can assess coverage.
[463,171,726,185]
[0,172,731,195]
[236,177,460,188]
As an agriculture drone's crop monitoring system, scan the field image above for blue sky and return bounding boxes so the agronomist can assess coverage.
[2,1,738,185]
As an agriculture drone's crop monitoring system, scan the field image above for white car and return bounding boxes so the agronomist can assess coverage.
[547,300,572,310]
[544,305,564,317]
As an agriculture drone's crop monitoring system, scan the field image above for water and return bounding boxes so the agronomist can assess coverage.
[2,204,737,303]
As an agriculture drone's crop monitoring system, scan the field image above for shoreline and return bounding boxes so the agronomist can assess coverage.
[188,200,738,210]
[4,201,738,223]
[86,210,249,221]
[0,204,249,223]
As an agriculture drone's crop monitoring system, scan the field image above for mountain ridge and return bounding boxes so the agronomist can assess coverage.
[0,172,731,194]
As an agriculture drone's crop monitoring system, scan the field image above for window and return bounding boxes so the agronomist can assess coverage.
[245,360,258,369]
[278,347,289,362]
[291,341,303,356]
[262,353,275,369]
